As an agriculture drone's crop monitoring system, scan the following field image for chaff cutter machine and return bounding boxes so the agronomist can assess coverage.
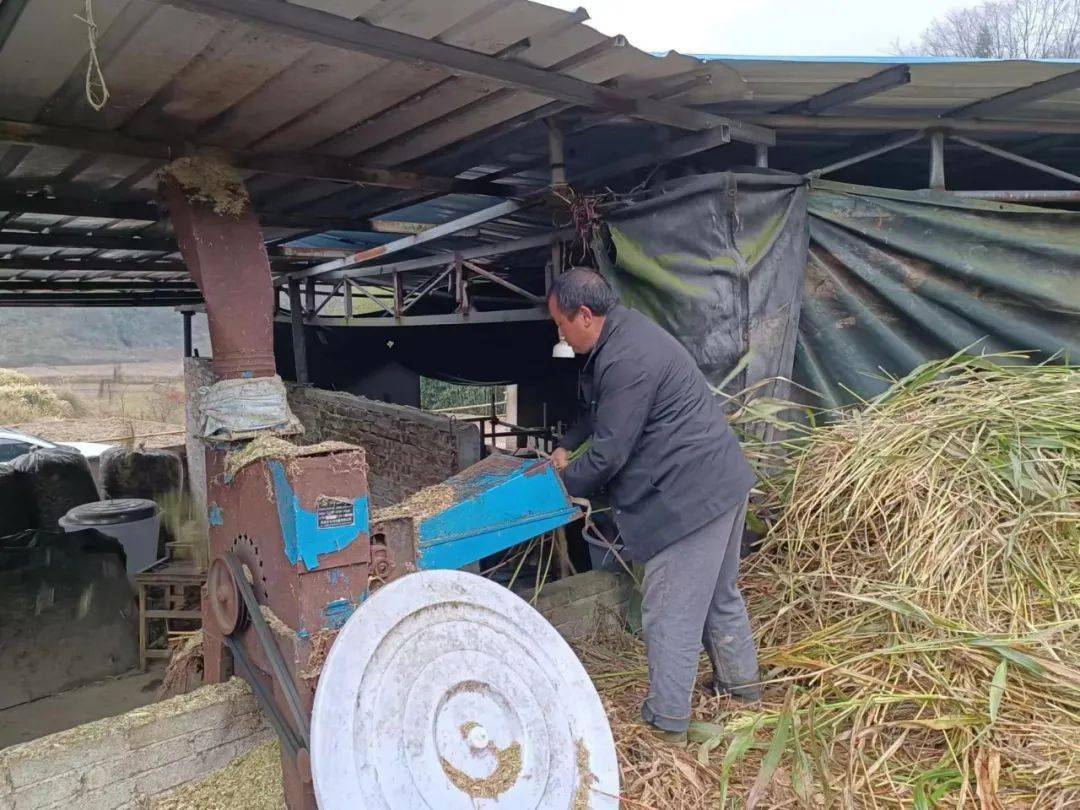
[164,166,617,809]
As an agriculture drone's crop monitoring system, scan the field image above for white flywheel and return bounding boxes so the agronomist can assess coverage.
[311,569,619,809]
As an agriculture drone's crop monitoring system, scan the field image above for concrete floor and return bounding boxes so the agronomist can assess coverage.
[0,663,166,750]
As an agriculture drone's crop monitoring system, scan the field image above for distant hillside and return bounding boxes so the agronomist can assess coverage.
[0,308,210,366]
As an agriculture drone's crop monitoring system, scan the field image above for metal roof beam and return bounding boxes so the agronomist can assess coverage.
[0,281,197,291]
[806,131,926,179]
[154,0,773,145]
[0,119,520,194]
[296,118,732,280]
[0,230,318,262]
[0,256,189,275]
[0,191,442,233]
[748,114,1080,135]
[946,67,1080,120]
[290,199,525,279]
[0,293,202,306]
[777,65,910,116]
[311,229,572,283]
[948,134,1080,185]
[0,0,31,53]
[299,306,550,328]
[0,230,177,253]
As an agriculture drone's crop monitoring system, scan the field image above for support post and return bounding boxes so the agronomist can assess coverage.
[929,131,946,189]
[182,310,194,358]
[754,144,769,168]
[343,279,353,324]
[393,273,403,319]
[288,278,309,385]
[547,119,567,186]
[453,255,470,314]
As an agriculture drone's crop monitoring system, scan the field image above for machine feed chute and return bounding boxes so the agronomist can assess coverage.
[370,453,581,574]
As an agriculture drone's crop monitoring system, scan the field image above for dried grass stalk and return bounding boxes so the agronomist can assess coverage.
[584,355,1079,809]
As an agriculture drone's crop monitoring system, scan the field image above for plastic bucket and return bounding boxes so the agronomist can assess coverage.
[59,498,161,582]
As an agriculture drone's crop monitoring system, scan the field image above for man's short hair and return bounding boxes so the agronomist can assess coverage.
[549,267,619,317]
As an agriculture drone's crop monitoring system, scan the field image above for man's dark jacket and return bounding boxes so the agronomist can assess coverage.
[559,304,754,561]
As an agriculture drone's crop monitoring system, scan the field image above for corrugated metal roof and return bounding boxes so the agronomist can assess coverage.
[0,2,1078,308]
[0,0,752,302]
[704,56,1080,120]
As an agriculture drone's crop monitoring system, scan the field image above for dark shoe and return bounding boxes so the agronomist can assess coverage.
[643,722,688,745]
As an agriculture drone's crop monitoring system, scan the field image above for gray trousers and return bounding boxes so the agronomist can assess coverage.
[639,498,760,732]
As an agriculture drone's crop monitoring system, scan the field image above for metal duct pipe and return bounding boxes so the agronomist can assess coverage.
[162,169,277,379]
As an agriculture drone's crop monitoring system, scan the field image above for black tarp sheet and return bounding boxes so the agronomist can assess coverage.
[800,180,1080,407]
[604,169,809,397]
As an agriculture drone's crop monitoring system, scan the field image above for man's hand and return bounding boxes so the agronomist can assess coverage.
[551,447,570,473]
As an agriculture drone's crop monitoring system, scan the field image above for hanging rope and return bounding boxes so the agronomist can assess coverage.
[76,0,110,112]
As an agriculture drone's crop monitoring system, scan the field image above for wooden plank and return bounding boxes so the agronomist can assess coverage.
[155,0,763,137]
[0,119,173,159]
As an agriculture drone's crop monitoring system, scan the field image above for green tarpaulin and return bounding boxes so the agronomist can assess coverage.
[801,180,1080,407]
[605,173,1080,410]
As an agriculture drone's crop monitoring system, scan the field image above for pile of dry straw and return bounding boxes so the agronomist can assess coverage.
[0,368,73,422]
[580,354,1078,809]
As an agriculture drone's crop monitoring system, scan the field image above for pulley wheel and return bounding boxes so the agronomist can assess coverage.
[311,570,619,809]
[206,555,246,636]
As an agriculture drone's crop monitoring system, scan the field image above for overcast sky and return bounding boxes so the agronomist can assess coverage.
[545,0,959,56]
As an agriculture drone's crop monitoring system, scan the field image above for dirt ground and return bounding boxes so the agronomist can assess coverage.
[11,360,187,425]
[0,663,166,750]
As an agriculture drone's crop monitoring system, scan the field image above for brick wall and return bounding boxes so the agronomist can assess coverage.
[0,679,269,810]
[287,386,481,508]
[529,570,635,640]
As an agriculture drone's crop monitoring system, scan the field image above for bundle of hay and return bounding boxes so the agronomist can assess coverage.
[749,356,1079,807]
[584,355,1079,808]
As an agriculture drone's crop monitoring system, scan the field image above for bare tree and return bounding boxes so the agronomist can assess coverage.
[898,0,1080,58]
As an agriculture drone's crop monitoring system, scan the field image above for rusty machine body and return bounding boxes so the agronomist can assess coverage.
[201,444,580,807]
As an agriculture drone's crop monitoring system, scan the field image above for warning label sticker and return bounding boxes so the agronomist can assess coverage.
[316,498,354,529]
